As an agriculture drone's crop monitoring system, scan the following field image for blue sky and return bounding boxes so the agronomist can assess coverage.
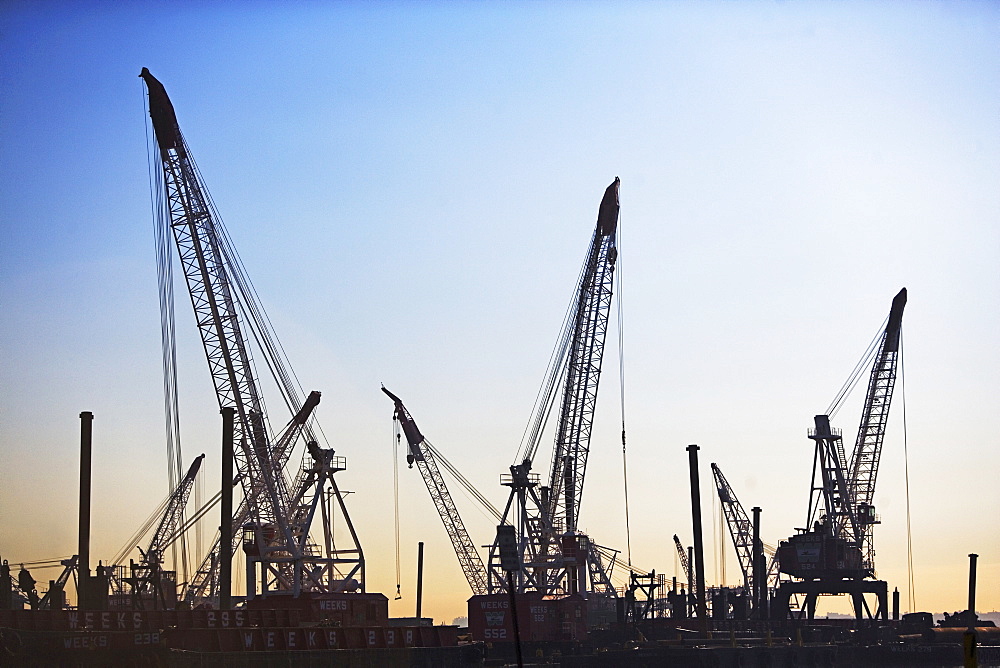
[1,1,998,621]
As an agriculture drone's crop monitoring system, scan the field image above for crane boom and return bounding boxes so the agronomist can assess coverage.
[382,387,489,596]
[140,68,290,540]
[141,68,295,601]
[845,287,906,571]
[711,463,780,595]
[128,455,204,609]
[141,69,359,602]
[145,455,204,564]
[489,179,621,597]
[711,464,754,592]
[546,178,620,535]
[672,534,690,579]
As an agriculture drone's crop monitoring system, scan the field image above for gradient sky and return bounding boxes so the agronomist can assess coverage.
[1,1,998,623]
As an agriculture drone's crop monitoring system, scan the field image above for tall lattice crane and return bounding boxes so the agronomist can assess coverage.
[382,387,490,596]
[710,463,779,596]
[844,288,907,572]
[488,178,620,597]
[128,455,203,609]
[672,534,691,591]
[140,68,362,603]
[776,288,906,620]
[787,287,907,578]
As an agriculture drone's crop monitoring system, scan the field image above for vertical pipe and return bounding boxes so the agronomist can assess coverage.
[686,444,708,621]
[78,411,93,609]
[507,571,524,668]
[752,506,762,619]
[965,553,979,667]
[219,407,235,610]
[968,553,978,629]
[415,541,424,620]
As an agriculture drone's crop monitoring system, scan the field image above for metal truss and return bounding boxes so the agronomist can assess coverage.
[795,288,906,581]
[141,69,363,604]
[489,179,620,599]
[846,288,905,572]
[383,388,489,596]
[712,463,780,597]
[247,442,365,598]
[546,220,618,536]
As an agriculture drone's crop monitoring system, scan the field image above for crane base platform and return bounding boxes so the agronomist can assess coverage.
[772,578,888,621]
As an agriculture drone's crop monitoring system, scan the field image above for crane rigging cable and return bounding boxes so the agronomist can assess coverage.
[393,420,402,600]
[900,335,916,612]
[112,492,172,566]
[184,149,336,507]
[515,246,593,467]
[13,558,74,568]
[616,206,632,572]
[162,491,222,553]
[146,120,323,592]
[169,125,328,454]
[824,314,890,419]
[424,441,503,523]
[488,178,620,597]
[144,81,190,585]
[383,387,490,596]
[194,166,328,450]
[142,70,359,603]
